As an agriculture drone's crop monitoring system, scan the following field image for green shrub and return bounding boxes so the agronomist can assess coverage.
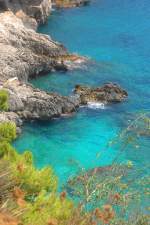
[22,191,74,225]
[2,148,58,197]
[0,122,57,197]
[0,89,8,111]
[0,141,16,158]
[0,123,76,225]
[0,122,16,142]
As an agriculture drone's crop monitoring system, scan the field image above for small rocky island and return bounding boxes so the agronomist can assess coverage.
[74,83,128,104]
[0,0,128,133]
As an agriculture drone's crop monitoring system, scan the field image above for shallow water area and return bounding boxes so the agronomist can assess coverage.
[14,0,150,185]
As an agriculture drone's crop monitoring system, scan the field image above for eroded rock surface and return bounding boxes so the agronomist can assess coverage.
[0,12,86,83]
[0,0,52,27]
[3,78,80,120]
[0,0,87,131]
[0,12,66,82]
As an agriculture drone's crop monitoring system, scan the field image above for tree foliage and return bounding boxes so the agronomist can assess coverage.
[0,122,73,225]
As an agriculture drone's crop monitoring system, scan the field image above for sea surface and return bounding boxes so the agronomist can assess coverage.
[14,0,150,185]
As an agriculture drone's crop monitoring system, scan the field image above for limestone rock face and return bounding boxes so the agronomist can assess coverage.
[0,12,70,83]
[0,0,52,27]
[74,83,128,104]
[0,11,87,83]
[0,1,87,132]
[4,78,80,120]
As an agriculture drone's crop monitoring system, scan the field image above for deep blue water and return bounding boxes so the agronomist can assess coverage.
[14,0,150,184]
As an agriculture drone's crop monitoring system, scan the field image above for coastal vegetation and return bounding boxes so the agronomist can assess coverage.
[0,89,8,111]
[0,122,74,225]
[0,114,149,225]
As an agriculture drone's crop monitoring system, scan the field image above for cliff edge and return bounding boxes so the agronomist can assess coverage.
[0,0,86,131]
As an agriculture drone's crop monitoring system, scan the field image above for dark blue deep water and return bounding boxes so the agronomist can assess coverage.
[14,0,150,184]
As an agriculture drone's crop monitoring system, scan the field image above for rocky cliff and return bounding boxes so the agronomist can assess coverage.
[0,0,52,28]
[0,12,66,82]
[0,0,127,133]
[0,11,86,83]
[0,78,80,133]
[5,78,80,120]
[0,0,87,131]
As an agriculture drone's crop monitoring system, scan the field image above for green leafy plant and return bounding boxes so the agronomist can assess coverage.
[0,122,74,225]
[22,191,74,225]
[0,122,16,142]
[0,89,8,111]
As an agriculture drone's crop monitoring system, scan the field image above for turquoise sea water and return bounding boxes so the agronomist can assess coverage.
[14,0,150,184]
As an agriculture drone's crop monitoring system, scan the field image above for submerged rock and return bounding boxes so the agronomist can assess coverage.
[74,83,128,105]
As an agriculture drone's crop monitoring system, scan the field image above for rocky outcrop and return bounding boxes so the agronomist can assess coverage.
[0,0,127,135]
[0,12,86,83]
[0,0,52,28]
[0,12,62,82]
[74,83,128,104]
[0,79,127,132]
[0,0,87,132]
[54,0,89,8]
[3,78,80,121]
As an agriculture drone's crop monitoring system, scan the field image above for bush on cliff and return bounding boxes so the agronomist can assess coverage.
[0,89,8,111]
[0,123,58,197]
[0,122,16,142]
[0,122,74,225]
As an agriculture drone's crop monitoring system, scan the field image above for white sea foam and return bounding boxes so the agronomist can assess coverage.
[87,102,105,109]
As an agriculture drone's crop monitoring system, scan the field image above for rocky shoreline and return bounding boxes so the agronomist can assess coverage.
[0,78,127,133]
[0,0,128,133]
